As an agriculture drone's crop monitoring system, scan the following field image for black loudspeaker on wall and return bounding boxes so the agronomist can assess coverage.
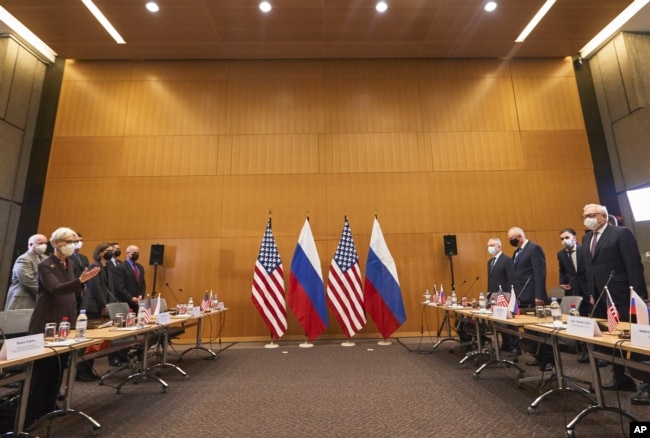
[443,235,458,256]
[149,244,165,265]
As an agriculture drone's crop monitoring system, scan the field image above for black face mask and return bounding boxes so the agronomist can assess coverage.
[130,253,139,262]
[509,238,519,248]
[113,249,122,258]
[103,251,114,261]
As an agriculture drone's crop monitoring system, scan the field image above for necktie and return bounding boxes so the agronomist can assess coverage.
[567,250,577,271]
[590,232,599,257]
[490,257,496,272]
[513,249,521,264]
[133,263,140,283]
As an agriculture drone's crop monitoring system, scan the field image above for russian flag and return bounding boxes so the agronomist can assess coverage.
[508,286,519,316]
[363,218,406,339]
[288,219,327,340]
[630,287,650,326]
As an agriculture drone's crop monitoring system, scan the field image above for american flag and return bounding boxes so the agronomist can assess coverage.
[605,287,619,333]
[143,297,152,324]
[327,218,366,338]
[252,219,287,340]
[201,291,211,311]
[495,293,509,307]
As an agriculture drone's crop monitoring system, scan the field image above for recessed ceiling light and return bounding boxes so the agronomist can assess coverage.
[259,1,272,13]
[146,2,159,13]
[484,2,497,12]
[376,2,388,13]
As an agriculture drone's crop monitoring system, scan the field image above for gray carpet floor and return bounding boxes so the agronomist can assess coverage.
[27,337,650,437]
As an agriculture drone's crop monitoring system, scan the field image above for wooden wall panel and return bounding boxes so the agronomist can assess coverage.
[325,173,431,236]
[521,130,593,170]
[324,59,420,80]
[54,80,131,137]
[130,60,230,81]
[39,58,601,341]
[512,76,586,131]
[418,58,511,78]
[230,134,320,175]
[220,174,329,239]
[324,133,428,174]
[227,80,324,134]
[429,132,524,171]
[62,60,133,82]
[125,80,229,136]
[427,172,534,232]
[420,77,519,132]
[526,169,600,231]
[324,79,423,133]
[122,136,220,176]
[47,137,124,178]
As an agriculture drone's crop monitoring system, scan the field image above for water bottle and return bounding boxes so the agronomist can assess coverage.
[569,304,580,318]
[423,289,431,303]
[187,296,194,314]
[75,309,87,339]
[450,290,458,307]
[59,316,70,340]
[478,292,486,312]
[136,303,145,327]
[461,296,468,307]
[551,297,562,327]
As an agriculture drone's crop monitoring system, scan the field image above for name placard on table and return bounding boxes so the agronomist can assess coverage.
[492,306,511,320]
[631,323,650,348]
[566,315,602,337]
[157,312,171,325]
[0,334,45,361]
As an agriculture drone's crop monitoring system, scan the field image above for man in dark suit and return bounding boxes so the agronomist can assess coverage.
[508,227,547,307]
[487,237,517,354]
[508,226,548,369]
[114,245,146,312]
[70,233,90,313]
[582,203,649,403]
[558,227,593,363]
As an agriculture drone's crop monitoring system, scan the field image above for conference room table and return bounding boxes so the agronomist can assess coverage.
[529,322,650,437]
[175,308,229,361]
[0,337,103,435]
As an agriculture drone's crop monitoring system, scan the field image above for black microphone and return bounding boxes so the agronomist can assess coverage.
[462,276,480,298]
[455,279,467,295]
[589,270,616,319]
[516,276,532,301]
[165,283,181,305]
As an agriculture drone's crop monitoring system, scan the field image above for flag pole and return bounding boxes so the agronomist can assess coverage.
[299,335,313,348]
[341,336,355,347]
[378,337,392,346]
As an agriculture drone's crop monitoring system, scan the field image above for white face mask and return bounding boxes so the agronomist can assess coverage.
[561,238,574,249]
[60,243,75,257]
[74,241,83,250]
[487,246,497,255]
[584,217,599,230]
[34,243,47,255]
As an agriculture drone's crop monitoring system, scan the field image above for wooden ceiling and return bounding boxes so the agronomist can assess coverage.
[0,0,644,60]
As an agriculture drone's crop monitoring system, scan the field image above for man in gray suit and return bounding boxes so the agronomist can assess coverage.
[4,234,49,310]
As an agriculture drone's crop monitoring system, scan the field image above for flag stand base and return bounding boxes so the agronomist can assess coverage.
[377,339,392,346]
[265,342,280,349]
[341,341,355,347]
[299,341,314,348]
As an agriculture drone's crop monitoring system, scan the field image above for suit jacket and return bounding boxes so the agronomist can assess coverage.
[84,263,116,316]
[487,253,514,293]
[5,250,45,310]
[512,241,547,306]
[114,260,146,311]
[70,252,90,279]
[583,225,647,320]
[28,254,83,335]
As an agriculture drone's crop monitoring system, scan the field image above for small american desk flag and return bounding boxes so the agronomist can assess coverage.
[495,293,508,307]
[605,286,620,333]
[252,219,287,340]
[327,218,365,338]
[143,298,152,324]
[201,292,211,311]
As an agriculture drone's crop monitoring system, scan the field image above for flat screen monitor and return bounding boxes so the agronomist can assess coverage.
[626,186,650,222]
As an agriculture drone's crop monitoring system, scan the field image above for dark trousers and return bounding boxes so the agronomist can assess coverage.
[24,354,68,429]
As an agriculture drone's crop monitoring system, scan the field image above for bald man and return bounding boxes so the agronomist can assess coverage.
[5,234,49,310]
